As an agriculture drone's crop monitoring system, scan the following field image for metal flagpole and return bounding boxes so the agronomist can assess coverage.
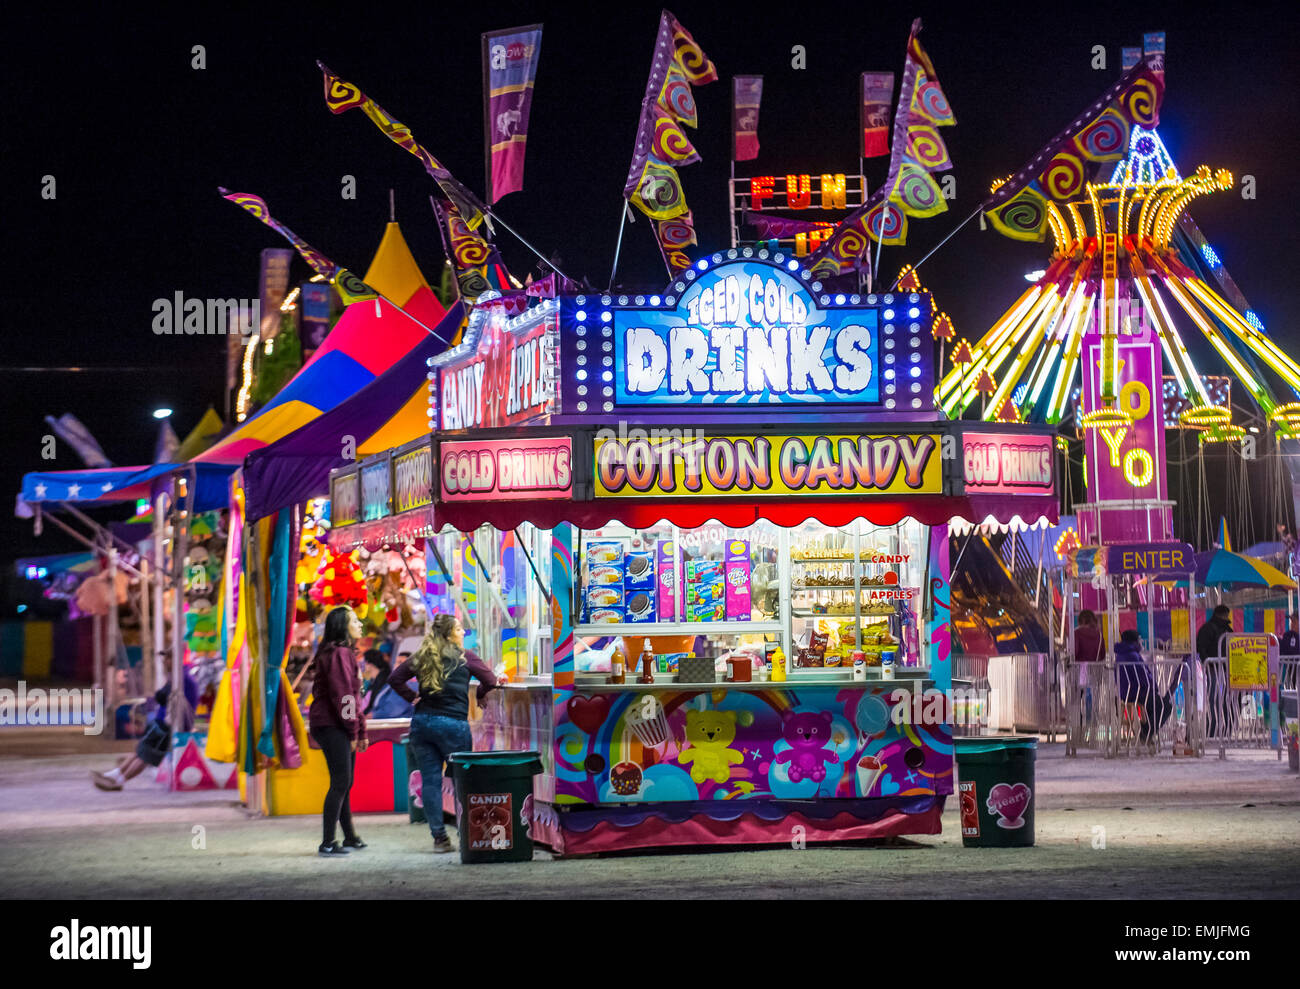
[608,202,629,292]
[889,207,982,292]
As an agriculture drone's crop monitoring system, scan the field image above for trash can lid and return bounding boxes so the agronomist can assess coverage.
[447,750,542,767]
[953,735,1038,754]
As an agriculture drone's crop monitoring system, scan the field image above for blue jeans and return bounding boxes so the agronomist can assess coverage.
[408,711,472,840]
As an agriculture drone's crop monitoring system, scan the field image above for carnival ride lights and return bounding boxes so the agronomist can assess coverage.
[939,161,1298,436]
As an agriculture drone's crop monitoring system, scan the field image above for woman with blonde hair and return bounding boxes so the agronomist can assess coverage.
[389,613,501,853]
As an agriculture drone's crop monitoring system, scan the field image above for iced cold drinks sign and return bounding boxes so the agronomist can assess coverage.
[613,260,910,408]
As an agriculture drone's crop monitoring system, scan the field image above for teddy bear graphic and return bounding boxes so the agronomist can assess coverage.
[774,710,840,783]
[678,709,745,785]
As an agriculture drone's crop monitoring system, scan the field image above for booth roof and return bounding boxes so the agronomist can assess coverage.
[195,222,444,467]
[20,461,235,513]
[328,492,1058,548]
[243,302,465,522]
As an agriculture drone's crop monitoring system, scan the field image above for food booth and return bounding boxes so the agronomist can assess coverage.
[331,250,1060,853]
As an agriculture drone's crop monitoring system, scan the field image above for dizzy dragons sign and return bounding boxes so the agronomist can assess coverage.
[613,260,909,407]
[594,433,942,497]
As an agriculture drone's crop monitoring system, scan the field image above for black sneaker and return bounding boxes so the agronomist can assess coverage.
[318,842,351,857]
[432,835,455,854]
[342,836,367,849]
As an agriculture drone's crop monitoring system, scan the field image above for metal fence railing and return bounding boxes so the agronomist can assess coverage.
[1064,657,1200,757]
[952,653,1063,739]
[1202,657,1292,760]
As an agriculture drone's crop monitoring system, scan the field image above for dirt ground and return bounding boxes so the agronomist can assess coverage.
[1,728,1296,899]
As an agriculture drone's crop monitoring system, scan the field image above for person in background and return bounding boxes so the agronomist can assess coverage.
[1280,613,1299,658]
[389,614,502,854]
[92,667,199,791]
[362,649,414,719]
[308,606,369,857]
[1073,610,1104,662]
[1196,604,1234,738]
[1115,629,1173,744]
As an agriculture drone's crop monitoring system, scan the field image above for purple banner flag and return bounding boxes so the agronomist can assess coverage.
[299,281,333,355]
[861,72,894,158]
[259,248,293,338]
[733,75,762,161]
[483,25,543,203]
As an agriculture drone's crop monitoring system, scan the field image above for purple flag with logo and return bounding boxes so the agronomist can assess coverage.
[483,25,543,203]
[299,281,333,355]
[861,71,894,158]
[733,75,762,161]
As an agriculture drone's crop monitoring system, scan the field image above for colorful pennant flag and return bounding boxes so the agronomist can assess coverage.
[810,20,955,277]
[218,189,379,305]
[428,196,513,302]
[733,75,762,161]
[623,8,717,266]
[483,25,543,203]
[317,62,489,230]
[860,72,894,158]
[981,54,1165,242]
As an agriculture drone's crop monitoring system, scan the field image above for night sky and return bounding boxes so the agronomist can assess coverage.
[5,1,1299,566]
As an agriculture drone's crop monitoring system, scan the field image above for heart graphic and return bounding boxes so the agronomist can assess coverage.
[879,772,901,796]
[566,694,611,735]
[986,782,1031,829]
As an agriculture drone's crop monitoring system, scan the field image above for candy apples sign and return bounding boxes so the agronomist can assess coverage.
[610,260,928,408]
[438,317,555,431]
[440,437,573,502]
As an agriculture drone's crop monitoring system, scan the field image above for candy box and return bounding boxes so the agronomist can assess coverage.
[624,552,655,590]
[724,539,751,621]
[656,539,680,621]
[687,580,724,604]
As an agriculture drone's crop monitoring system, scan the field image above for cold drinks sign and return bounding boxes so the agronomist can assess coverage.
[609,259,931,409]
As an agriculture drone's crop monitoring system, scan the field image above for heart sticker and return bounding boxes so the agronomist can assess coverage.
[566,694,611,735]
[879,772,901,796]
[986,782,1031,829]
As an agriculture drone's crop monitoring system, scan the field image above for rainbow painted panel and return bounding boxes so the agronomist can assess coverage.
[555,685,952,806]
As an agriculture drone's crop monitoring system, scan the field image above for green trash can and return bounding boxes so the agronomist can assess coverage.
[447,750,543,863]
[953,735,1037,848]
[401,736,426,825]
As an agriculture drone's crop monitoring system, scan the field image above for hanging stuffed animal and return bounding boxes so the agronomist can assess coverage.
[185,597,220,655]
[309,545,369,617]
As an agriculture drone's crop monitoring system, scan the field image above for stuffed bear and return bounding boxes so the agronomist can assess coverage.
[678,709,744,785]
[774,709,840,783]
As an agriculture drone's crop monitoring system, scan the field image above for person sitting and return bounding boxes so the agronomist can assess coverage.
[362,650,414,720]
[1115,629,1173,744]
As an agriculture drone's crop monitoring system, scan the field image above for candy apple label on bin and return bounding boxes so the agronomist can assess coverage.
[958,780,980,837]
[440,437,573,502]
[468,793,513,850]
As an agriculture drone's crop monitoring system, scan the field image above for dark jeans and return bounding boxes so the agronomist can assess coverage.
[408,710,472,840]
[1120,681,1174,741]
[311,725,357,845]
[1205,662,1237,737]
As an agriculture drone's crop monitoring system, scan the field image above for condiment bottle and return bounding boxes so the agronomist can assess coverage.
[610,646,626,684]
[637,637,655,684]
[771,646,787,682]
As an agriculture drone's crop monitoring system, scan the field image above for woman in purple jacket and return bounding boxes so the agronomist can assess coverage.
[389,613,500,853]
[308,606,369,856]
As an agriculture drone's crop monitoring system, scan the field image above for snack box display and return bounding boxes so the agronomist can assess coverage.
[586,541,625,566]
[724,540,752,621]
[624,551,655,590]
[656,540,680,621]
[586,563,625,587]
[585,585,624,609]
[685,560,724,582]
[625,588,656,623]
[587,607,624,625]
[656,652,688,673]
[688,600,725,623]
[687,581,724,604]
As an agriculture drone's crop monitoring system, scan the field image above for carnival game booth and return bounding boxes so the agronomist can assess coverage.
[337,251,1061,854]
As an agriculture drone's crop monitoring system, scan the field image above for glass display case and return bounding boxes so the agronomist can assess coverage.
[571,517,929,681]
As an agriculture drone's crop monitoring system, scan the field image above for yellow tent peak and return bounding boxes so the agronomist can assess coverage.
[175,407,227,462]
[363,222,431,308]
